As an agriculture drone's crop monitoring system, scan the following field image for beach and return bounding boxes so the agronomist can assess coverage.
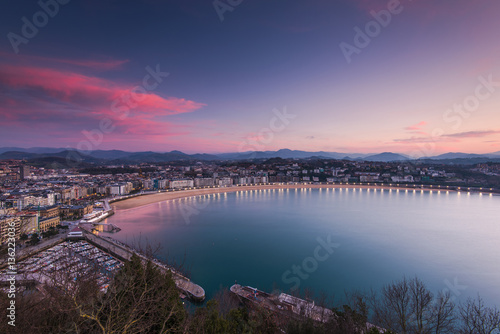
[110,183,438,211]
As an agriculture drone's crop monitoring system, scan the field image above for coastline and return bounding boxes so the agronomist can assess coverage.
[110,183,485,211]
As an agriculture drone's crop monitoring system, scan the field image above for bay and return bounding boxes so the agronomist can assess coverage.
[107,188,500,306]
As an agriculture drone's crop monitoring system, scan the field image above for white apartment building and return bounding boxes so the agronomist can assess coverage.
[170,179,194,189]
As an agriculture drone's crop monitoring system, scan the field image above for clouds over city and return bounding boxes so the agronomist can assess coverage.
[0,55,205,146]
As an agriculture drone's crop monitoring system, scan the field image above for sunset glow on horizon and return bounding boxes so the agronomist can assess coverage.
[1,0,500,156]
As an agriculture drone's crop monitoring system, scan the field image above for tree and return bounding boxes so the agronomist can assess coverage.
[74,253,187,333]
[371,277,412,333]
[458,295,500,334]
[29,233,40,245]
[428,291,456,334]
[0,251,99,333]
[370,276,444,334]
[344,289,370,332]
[408,276,433,333]
[189,300,229,334]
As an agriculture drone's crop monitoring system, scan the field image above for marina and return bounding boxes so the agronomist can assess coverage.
[81,225,205,302]
[0,241,123,293]
[1,222,205,302]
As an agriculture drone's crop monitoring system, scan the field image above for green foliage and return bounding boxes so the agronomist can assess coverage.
[42,228,58,238]
[92,253,187,333]
[189,300,277,334]
[190,300,229,333]
[286,318,325,334]
[29,233,40,245]
[227,307,253,334]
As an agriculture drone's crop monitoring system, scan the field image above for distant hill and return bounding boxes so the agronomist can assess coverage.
[2,147,500,164]
[0,150,102,163]
[27,156,95,169]
[362,152,409,162]
[87,150,133,160]
[426,152,487,160]
[217,149,368,160]
[0,151,39,160]
[485,151,500,158]
[116,151,219,162]
[0,147,67,154]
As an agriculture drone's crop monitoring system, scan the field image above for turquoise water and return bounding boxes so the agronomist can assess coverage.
[108,188,500,306]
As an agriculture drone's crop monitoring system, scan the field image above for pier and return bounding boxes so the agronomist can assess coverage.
[81,227,205,302]
[230,284,334,323]
[230,284,386,332]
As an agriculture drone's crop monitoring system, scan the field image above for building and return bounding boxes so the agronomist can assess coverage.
[60,204,93,220]
[5,195,38,210]
[39,216,60,232]
[194,178,215,187]
[0,213,37,242]
[19,213,37,235]
[39,205,60,219]
[0,216,21,244]
[356,172,380,183]
[154,179,168,190]
[169,179,194,189]
[251,176,268,184]
[110,182,133,195]
[19,165,30,180]
[67,226,84,239]
[218,177,233,187]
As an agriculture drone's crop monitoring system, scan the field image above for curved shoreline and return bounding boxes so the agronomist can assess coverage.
[110,183,490,211]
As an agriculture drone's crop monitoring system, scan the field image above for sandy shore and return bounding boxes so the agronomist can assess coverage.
[110,184,442,211]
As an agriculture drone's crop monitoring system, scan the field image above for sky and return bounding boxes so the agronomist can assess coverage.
[1,0,500,156]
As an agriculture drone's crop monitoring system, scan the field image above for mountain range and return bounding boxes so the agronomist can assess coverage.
[0,147,499,164]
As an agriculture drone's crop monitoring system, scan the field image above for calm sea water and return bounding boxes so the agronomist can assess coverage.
[107,188,500,306]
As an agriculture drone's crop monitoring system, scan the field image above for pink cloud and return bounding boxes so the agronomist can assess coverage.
[0,65,205,118]
[393,130,500,145]
[0,60,205,146]
[444,130,500,139]
[404,121,427,131]
[393,136,459,144]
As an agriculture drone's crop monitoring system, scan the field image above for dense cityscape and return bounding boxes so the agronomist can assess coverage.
[2,152,500,332]
[1,154,499,243]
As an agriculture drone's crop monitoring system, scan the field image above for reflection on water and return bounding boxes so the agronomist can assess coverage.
[108,188,500,306]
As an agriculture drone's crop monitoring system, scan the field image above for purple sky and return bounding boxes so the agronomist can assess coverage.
[1,0,500,155]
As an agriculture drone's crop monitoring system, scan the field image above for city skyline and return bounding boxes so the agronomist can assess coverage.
[1,0,500,156]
